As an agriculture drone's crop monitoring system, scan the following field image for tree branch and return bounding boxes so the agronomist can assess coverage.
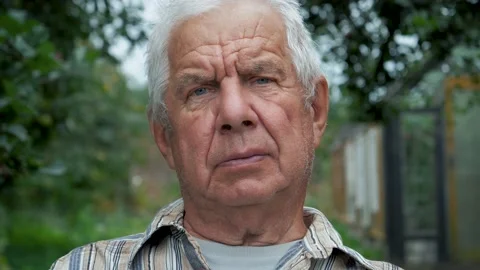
[383,54,444,101]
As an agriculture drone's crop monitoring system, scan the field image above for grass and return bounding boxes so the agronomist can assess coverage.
[5,208,152,270]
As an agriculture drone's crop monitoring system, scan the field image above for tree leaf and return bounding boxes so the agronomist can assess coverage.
[2,80,17,97]
[0,98,11,109]
[6,124,29,142]
[0,136,13,153]
[37,41,55,56]
[39,162,66,176]
[13,36,36,58]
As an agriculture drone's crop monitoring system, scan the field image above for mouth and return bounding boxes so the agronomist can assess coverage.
[218,151,268,167]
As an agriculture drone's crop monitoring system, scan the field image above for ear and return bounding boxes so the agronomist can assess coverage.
[311,75,329,148]
[149,120,176,170]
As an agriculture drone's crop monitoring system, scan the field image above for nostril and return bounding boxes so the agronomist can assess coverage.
[242,120,253,127]
[222,124,232,131]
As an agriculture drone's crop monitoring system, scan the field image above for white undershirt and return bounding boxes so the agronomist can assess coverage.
[194,237,300,270]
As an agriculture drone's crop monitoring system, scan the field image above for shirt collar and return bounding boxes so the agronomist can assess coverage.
[302,207,378,269]
[128,199,354,265]
[128,199,186,265]
[301,206,344,259]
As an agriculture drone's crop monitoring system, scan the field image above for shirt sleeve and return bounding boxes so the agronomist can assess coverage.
[49,245,91,270]
[49,254,72,270]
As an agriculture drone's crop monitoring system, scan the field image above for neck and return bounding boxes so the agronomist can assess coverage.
[182,191,308,246]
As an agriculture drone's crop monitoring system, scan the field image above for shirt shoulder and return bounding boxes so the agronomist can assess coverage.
[50,199,186,270]
[49,233,144,270]
[302,207,402,270]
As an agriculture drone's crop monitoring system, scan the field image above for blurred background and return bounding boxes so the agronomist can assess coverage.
[0,0,479,269]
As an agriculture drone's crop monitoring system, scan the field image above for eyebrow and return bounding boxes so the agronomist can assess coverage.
[239,59,287,80]
[174,73,215,97]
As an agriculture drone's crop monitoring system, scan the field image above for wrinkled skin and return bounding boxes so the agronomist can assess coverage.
[150,0,328,245]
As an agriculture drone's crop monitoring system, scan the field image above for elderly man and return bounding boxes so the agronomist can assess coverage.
[51,0,400,269]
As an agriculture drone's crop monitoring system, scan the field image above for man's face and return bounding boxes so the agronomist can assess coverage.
[152,1,327,207]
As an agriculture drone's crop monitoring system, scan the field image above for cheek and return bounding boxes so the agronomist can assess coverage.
[256,95,310,144]
[171,111,216,179]
[254,96,313,171]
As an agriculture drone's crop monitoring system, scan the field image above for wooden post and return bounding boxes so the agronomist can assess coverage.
[444,75,480,261]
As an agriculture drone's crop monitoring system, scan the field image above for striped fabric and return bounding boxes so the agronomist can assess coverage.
[50,199,401,270]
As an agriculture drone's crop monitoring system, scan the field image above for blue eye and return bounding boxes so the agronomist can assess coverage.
[193,87,208,96]
[255,78,271,84]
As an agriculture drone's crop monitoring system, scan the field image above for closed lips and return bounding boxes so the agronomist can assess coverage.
[218,150,269,167]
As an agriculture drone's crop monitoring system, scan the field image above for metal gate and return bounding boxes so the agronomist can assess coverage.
[383,108,448,265]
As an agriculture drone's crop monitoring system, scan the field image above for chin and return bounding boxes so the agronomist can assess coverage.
[212,182,285,207]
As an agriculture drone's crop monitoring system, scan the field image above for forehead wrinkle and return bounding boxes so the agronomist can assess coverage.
[252,14,264,39]
[173,37,267,72]
[173,44,223,68]
[221,36,270,48]
[220,36,286,65]
[173,35,272,65]
[172,36,275,74]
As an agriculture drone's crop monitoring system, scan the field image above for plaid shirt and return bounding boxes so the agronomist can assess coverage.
[50,199,401,270]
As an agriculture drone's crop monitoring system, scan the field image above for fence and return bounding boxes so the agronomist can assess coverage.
[330,75,480,266]
[331,124,385,241]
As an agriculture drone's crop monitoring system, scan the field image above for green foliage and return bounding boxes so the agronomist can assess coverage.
[0,1,149,269]
[6,207,152,270]
[0,10,62,188]
[0,0,147,188]
[330,220,385,261]
[401,114,438,232]
[302,0,480,121]
[0,0,146,62]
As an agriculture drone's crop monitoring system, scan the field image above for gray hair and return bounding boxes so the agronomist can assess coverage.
[145,0,323,127]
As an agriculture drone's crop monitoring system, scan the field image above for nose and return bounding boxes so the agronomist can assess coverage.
[216,80,257,134]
